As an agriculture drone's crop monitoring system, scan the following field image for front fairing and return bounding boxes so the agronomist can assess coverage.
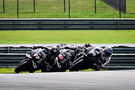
[25,53,41,69]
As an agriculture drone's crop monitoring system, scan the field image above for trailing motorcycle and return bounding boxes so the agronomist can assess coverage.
[15,48,47,73]
[41,48,76,72]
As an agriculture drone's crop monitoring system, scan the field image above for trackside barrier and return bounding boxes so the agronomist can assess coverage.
[0,47,32,67]
[0,19,135,30]
[0,46,135,70]
[105,46,135,70]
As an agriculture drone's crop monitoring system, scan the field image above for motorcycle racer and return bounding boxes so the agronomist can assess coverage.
[69,46,113,71]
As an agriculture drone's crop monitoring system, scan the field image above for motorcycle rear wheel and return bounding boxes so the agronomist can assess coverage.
[69,59,84,71]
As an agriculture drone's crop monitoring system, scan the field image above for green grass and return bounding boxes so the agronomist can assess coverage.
[0,68,41,73]
[0,30,135,44]
[0,0,135,18]
[0,68,15,73]
[0,68,107,73]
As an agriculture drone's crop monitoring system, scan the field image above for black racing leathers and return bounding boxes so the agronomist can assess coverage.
[69,46,105,71]
[42,49,76,72]
[15,48,48,73]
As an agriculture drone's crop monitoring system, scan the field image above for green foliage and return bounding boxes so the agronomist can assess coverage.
[0,30,135,44]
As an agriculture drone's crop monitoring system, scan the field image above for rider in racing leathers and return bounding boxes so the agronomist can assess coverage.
[69,45,113,71]
[41,47,76,72]
[52,48,76,72]
[14,47,48,73]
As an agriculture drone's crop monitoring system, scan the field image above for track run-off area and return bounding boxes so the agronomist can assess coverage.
[0,70,135,90]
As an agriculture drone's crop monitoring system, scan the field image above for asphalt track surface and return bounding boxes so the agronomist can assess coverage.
[0,70,135,90]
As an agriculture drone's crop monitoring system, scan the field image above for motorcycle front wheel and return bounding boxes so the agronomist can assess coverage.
[14,59,29,73]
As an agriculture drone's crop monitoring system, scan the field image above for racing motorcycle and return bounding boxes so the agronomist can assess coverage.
[53,49,76,72]
[41,48,76,72]
[15,48,47,73]
[69,46,103,71]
